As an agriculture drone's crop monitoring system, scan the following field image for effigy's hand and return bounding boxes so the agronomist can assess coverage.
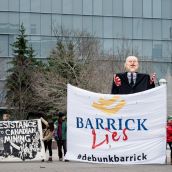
[114,75,121,86]
[150,73,156,84]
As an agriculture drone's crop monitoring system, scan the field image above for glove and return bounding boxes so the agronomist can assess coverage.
[114,75,121,86]
[150,73,156,84]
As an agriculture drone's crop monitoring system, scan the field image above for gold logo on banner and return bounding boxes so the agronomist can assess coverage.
[92,96,126,115]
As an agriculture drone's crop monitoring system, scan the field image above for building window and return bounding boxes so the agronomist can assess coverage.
[63,0,72,14]
[142,41,152,58]
[123,0,132,17]
[20,0,31,12]
[9,0,19,11]
[0,35,8,57]
[153,20,161,40]
[0,0,8,11]
[143,19,152,40]
[30,14,40,35]
[162,0,172,19]
[113,0,122,16]
[31,0,40,12]
[162,20,172,40]
[52,14,62,35]
[93,16,103,37]
[20,13,30,35]
[73,16,82,32]
[9,13,19,34]
[41,14,51,36]
[103,0,112,16]
[123,18,132,39]
[133,40,142,57]
[152,41,162,58]
[153,0,161,18]
[104,39,113,54]
[93,0,102,15]
[41,0,51,13]
[143,0,152,18]
[113,18,123,38]
[83,0,92,15]
[29,36,41,57]
[133,19,142,39]
[73,0,82,15]
[103,17,113,38]
[0,12,8,33]
[162,41,171,58]
[52,0,62,13]
[83,16,92,34]
[133,0,142,17]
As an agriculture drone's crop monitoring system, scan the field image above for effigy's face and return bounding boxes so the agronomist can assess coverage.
[125,57,139,72]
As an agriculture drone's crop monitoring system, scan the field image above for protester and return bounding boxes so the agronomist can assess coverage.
[41,117,54,162]
[111,56,156,94]
[2,113,10,121]
[54,112,67,161]
[167,120,172,164]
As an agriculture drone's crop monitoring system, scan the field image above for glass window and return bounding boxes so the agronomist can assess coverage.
[93,17,103,37]
[41,37,55,58]
[62,15,73,31]
[0,35,8,57]
[133,19,142,39]
[142,41,152,57]
[162,20,172,40]
[104,17,113,38]
[63,0,72,14]
[93,0,102,15]
[123,40,132,53]
[143,19,152,39]
[123,18,132,39]
[73,0,82,14]
[20,0,30,12]
[83,0,92,15]
[162,0,172,19]
[30,14,41,35]
[41,14,51,36]
[123,0,132,17]
[152,41,162,58]
[153,20,161,40]
[153,0,161,18]
[103,0,112,16]
[9,35,17,56]
[104,39,113,54]
[133,0,142,17]
[113,0,122,16]
[29,36,41,57]
[83,16,92,34]
[132,40,142,56]
[113,18,123,38]
[20,13,30,35]
[113,39,123,54]
[9,13,19,34]
[143,0,152,18]
[0,12,8,33]
[162,41,171,58]
[52,0,61,13]
[0,0,8,11]
[31,0,40,12]
[9,0,19,11]
[73,16,82,32]
[41,0,51,13]
[52,14,62,35]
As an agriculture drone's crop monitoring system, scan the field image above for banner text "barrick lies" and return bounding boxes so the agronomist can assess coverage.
[76,117,148,149]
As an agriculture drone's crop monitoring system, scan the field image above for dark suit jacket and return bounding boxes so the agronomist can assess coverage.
[111,72,155,94]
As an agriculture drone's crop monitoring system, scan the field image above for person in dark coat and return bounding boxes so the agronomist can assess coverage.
[111,56,156,94]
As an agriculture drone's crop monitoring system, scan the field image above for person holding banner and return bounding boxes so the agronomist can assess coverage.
[167,120,172,164]
[41,117,54,162]
[54,112,67,161]
[111,56,156,94]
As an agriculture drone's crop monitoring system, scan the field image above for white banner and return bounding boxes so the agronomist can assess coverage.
[66,84,167,164]
[0,119,46,161]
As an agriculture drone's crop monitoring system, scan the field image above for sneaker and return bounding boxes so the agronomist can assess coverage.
[48,157,52,162]
[41,159,44,162]
[65,159,69,162]
[59,158,63,161]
